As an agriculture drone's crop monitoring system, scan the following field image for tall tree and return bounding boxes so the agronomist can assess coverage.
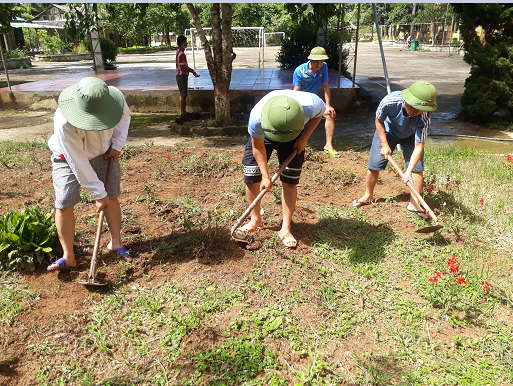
[0,4,22,35]
[187,4,235,126]
[453,4,513,126]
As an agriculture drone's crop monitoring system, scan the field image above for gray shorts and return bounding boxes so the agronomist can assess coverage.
[367,131,424,172]
[52,154,122,209]
[176,75,188,98]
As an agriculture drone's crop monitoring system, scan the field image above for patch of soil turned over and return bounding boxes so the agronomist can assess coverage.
[0,143,444,385]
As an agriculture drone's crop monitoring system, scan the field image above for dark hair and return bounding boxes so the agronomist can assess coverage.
[177,36,186,46]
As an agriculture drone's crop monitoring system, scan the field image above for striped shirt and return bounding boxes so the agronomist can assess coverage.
[176,48,188,76]
[376,91,430,143]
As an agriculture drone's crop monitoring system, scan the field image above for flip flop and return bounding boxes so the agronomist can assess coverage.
[47,257,75,272]
[351,198,370,208]
[278,230,297,248]
[406,205,429,219]
[234,223,261,240]
[109,247,133,262]
[324,149,341,158]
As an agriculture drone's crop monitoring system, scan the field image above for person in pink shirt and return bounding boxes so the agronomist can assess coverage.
[176,35,199,116]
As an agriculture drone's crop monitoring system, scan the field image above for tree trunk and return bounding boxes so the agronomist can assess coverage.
[187,3,234,127]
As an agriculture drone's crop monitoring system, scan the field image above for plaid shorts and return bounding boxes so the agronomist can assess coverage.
[52,154,122,209]
[242,131,305,185]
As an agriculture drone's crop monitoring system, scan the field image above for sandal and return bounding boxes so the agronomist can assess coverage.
[278,230,297,248]
[47,257,75,271]
[234,223,261,240]
[406,205,429,219]
[324,149,340,158]
[108,247,133,262]
[351,198,370,208]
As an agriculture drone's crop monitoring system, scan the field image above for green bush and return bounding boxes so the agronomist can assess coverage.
[38,30,72,55]
[85,37,118,65]
[0,207,60,271]
[4,49,28,59]
[454,4,513,128]
[277,25,349,72]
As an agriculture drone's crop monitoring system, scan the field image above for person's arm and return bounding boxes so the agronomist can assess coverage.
[251,136,272,192]
[293,85,300,91]
[322,82,336,119]
[108,91,132,162]
[402,141,424,185]
[375,117,392,160]
[293,116,323,153]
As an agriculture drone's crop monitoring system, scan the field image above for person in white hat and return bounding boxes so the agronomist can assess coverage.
[293,46,338,157]
[235,90,326,248]
[352,81,437,218]
[46,77,132,271]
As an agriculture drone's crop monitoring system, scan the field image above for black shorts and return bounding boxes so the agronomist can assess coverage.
[242,132,305,185]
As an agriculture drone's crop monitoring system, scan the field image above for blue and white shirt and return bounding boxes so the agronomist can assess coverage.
[293,61,329,93]
[248,90,326,139]
[376,91,430,143]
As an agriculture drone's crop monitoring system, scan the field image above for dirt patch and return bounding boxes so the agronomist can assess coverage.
[0,143,453,385]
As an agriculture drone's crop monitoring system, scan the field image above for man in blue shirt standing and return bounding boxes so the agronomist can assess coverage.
[352,81,437,218]
[293,47,338,157]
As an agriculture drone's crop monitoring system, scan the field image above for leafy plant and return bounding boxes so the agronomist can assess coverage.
[38,30,72,55]
[85,37,118,65]
[0,207,60,271]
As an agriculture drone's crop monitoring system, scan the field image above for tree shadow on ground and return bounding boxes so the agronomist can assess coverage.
[302,215,397,265]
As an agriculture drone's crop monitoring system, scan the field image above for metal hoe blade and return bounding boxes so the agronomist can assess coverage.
[415,224,443,233]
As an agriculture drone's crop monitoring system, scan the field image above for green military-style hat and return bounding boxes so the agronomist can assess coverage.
[261,95,305,142]
[401,81,437,112]
[308,46,329,61]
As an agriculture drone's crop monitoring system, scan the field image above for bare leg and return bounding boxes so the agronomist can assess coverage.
[323,114,336,152]
[244,182,264,229]
[356,169,380,203]
[280,182,297,234]
[407,172,428,218]
[180,96,187,115]
[104,198,124,250]
[49,206,77,269]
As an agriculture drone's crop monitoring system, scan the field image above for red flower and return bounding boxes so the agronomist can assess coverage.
[429,277,438,283]
[346,147,351,150]
[59,154,65,159]
[166,155,171,160]
[481,280,491,293]
[479,198,484,205]
[29,148,35,152]
[7,167,11,170]
[454,277,467,285]
[447,255,460,274]
[233,161,237,164]
[455,180,461,185]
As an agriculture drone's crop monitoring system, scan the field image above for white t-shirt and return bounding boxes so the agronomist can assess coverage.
[248,90,326,138]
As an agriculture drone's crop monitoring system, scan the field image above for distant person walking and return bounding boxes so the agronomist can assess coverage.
[176,35,199,116]
[352,81,437,218]
[293,47,338,158]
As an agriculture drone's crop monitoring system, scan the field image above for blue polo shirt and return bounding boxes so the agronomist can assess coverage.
[376,91,431,143]
[293,61,329,93]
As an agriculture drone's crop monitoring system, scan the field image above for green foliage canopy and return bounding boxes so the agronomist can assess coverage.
[0,4,23,35]
[453,4,513,126]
